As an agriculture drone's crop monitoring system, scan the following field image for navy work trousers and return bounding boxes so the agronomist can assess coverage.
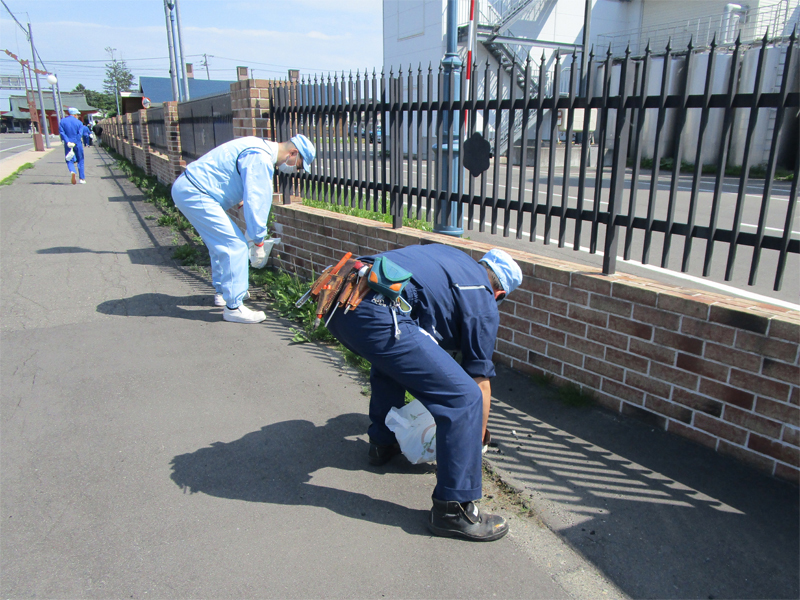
[327,293,483,503]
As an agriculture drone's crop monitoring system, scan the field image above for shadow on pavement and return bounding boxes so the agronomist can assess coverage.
[169,413,432,536]
[96,293,220,321]
[484,364,800,600]
[37,246,176,267]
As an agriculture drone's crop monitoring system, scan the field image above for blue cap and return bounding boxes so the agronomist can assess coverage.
[480,248,523,295]
[68,107,80,115]
[290,134,316,173]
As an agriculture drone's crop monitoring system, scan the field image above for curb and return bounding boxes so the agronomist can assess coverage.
[0,145,58,180]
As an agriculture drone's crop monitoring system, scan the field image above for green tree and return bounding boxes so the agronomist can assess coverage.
[71,84,118,117]
[103,47,134,114]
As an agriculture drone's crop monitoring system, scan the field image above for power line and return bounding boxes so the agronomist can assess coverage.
[0,0,29,39]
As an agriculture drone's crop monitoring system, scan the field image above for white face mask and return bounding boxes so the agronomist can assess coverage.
[277,152,300,175]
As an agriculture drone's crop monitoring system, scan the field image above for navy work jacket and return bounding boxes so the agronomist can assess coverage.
[364,244,500,379]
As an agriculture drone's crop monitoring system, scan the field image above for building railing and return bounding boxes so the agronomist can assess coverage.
[272,32,799,292]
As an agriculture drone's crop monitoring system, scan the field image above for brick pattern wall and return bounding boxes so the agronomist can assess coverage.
[100,101,185,187]
[271,200,800,484]
[231,79,279,139]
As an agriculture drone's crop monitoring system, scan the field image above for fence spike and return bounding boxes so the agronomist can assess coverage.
[645,39,651,54]
[665,37,672,54]
[735,31,742,45]
[790,23,797,42]
[687,35,694,53]
[762,29,770,44]
[710,32,717,49]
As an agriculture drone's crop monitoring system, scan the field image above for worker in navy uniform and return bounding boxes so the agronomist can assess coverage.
[326,244,522,542]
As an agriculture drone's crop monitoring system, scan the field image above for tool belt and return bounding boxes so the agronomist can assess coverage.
[295,252,413,335]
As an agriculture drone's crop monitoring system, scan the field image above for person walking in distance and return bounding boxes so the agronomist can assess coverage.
[59,107,86,184]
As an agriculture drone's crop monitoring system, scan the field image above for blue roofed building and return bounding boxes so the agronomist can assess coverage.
[120,66,245,114]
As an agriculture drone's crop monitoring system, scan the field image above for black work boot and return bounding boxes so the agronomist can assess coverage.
[368,439,401,466]
[428,497,509,541]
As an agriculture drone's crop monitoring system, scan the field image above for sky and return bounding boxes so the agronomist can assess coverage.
[0,0,384,103]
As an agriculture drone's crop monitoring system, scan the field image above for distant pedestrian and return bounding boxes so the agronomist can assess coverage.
[92,123,103,144]
[83,119,93,147]
[59,107,86,184]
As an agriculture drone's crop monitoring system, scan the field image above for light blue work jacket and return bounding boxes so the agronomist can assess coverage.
[183,137,278,244]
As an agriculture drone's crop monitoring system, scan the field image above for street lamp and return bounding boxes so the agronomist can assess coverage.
[46,73,63,123]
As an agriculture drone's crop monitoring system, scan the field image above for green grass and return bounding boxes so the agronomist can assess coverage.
[302,196,434,232]
[632,156,794,181]
[0,162,34,186]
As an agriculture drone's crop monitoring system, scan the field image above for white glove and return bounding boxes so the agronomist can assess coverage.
[67,142,76,148]
[249,242,268,269]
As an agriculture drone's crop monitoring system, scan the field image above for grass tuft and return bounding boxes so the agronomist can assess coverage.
[0,163,34,186]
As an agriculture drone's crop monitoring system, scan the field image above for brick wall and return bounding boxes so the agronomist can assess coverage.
[271,200,800,484]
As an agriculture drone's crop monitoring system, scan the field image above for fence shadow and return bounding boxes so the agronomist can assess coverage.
[486,364,800,600]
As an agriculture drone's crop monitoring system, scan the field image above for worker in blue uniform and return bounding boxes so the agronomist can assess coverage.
[59,107,86,185]
[171,134,316,324]
[325,244,523,541]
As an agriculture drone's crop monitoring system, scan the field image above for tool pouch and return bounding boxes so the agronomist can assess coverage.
[367,256,412,301]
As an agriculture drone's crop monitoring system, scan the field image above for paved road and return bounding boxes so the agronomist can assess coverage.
[0,133,35,161]
[2,147,797,600]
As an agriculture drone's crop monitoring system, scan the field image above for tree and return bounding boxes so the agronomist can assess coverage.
[103,47,134,114]
[71,83,118,117]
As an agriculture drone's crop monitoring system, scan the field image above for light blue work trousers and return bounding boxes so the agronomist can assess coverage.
[171,174,248,308]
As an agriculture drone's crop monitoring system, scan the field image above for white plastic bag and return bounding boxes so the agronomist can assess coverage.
[65,148,75,161]
[385,399,437,464]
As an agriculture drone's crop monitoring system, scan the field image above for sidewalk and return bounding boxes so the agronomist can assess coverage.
[1,147,797,600]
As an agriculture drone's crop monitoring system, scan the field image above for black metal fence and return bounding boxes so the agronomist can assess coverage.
[146,106,167,154]
[272,31,799,291]
[178,92,233,162]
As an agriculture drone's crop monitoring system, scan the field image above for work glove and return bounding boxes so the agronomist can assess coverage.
[67,142,76,148]
[249,241,268,269]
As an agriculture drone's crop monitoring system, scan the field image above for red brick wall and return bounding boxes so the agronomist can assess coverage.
[271,201,800,484]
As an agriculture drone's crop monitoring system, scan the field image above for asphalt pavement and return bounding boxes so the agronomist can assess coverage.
[1,146,797,600]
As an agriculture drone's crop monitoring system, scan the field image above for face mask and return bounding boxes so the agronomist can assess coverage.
[278,163,297,175]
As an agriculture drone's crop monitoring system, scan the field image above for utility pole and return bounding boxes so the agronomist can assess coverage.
[166,1,183,100]
[435,0,463,236]
[28,22,50,147]
[202,54,211,79]
[107,47,121,115]
[163,0,180,101]
[581,0,592,95]
[173,0,190,100]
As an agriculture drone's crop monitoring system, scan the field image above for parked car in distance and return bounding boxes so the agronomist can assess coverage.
[368,124,382,143]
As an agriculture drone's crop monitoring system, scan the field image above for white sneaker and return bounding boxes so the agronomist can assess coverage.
[223,304,266,324]
[79,179,86,184]
[214,291,249,306]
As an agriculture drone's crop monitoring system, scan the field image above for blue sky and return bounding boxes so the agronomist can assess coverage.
[0,0,384,102]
